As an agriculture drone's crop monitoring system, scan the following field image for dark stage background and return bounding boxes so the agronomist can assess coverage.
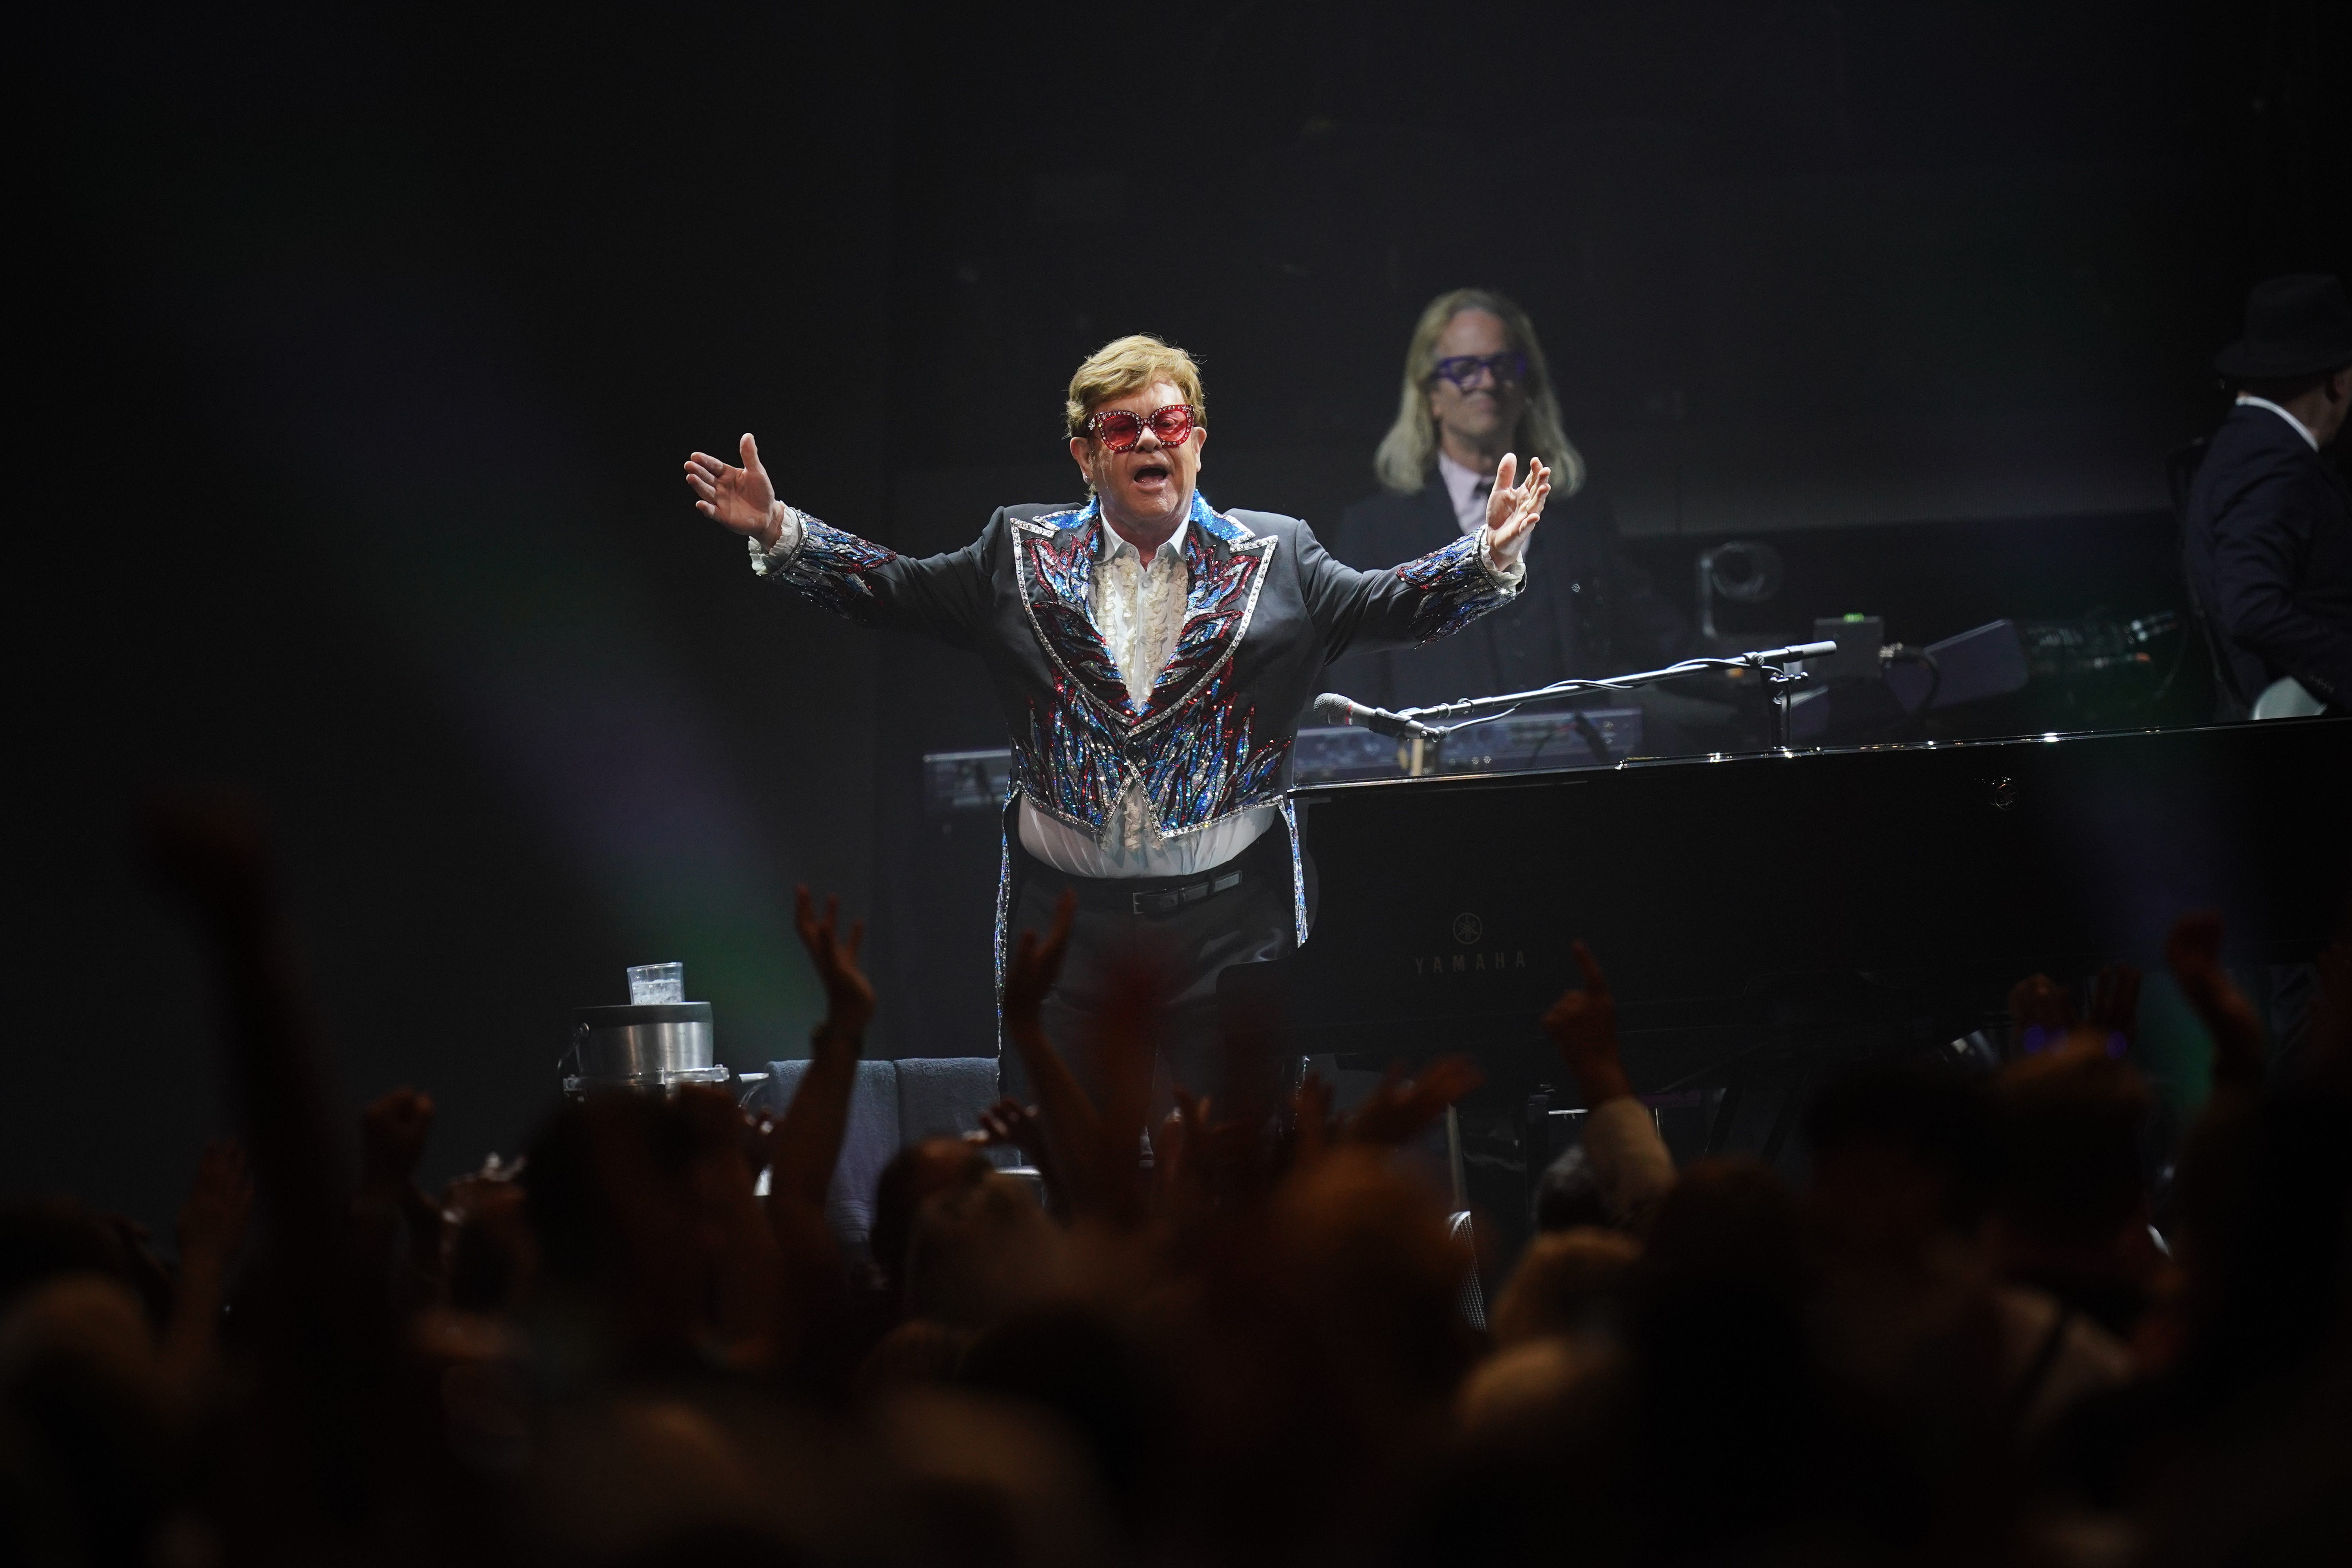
[11,1,2348,1232]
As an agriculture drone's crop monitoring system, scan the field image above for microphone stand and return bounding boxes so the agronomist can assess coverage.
[1388,641,1837,770]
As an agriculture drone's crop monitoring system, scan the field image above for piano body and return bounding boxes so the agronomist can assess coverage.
[1225,719,2352,1095]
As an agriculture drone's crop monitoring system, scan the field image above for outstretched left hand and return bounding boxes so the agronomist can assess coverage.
[1483,452,1551,572]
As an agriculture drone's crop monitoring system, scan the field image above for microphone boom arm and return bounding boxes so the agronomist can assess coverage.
[1374,640,1838,753]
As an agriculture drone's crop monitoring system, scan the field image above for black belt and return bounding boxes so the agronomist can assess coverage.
[1126,868,1245,916]
[1019,851,1255,918]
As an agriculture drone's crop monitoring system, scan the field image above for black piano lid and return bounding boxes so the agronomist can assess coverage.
[1242,718,2352,1061]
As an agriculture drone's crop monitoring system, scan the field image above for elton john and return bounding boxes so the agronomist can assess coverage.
[684,335,1549,1099]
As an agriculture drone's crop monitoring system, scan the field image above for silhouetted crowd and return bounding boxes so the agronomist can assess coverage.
[5,805,2350,1567]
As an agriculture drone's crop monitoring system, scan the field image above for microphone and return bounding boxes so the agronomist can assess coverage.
[1755,640,1839,662]
[1314,692,1444,742]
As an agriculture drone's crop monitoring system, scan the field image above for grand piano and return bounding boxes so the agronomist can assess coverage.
[1222,718,2352,1100]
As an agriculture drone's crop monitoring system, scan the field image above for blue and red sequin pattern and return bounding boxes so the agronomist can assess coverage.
[1010,494,1288,838]
[1394,532,1510,644]
[771,516,900,626]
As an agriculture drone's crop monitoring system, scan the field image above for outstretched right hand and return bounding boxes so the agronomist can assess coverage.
[684,432,782,546]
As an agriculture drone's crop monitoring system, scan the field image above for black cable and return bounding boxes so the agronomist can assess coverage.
[1568,710,1613,764]
[1435,703,1522,736]
[2139,614,2194,710]
[1405,653,1806,723]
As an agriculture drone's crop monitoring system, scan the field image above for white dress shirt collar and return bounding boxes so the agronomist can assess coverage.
[1434,451,1493,537]
[2236,393,2320,452]
[1100,512,1190,563]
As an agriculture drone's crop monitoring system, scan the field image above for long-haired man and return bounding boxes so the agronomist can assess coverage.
[1332,289,1687,719]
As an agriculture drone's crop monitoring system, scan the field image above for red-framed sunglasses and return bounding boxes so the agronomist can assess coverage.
[1085,403,1200,451]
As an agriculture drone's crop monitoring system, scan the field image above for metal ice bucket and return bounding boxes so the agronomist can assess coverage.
[564,1002,730,1094]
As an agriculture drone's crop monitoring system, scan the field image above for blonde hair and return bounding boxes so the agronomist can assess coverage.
[1372,289,1586,497]
[1065,334,1207,437]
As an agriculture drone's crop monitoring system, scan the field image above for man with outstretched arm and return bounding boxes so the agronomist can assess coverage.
[684,335,1549,1103]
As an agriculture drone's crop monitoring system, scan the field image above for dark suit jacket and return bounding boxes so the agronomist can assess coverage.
[1324,480,1690,710]
[757,497,1516,841]
[2183,405,2352,711]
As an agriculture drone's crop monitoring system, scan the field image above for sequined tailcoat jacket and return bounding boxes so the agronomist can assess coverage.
[759,493,1516,849]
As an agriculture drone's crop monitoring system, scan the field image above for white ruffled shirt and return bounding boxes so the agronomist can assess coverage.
[1016,518,1279,879]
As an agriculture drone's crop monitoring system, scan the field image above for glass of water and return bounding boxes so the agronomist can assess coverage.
[627,962,685,1005]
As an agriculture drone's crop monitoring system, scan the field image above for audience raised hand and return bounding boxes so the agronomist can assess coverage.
[1542,941,1675,1229]
[354,1087,445,1302]
[2313,935,2352,1081]
[1338,1055,1485,1149]
[768,887,872,1204]
[11,804,2350,1568]
[754,885,881,1355]
[678,1082,789,1369]
[360,1087,437,1197]
[2165,909,2266,1089]
[2007,970,2080,1054]
[1543,940,1633,1106]
[162,1138,250,1387]
[973,1095,1047,1173]
[2086,962,2141,1053]
[1074,944,1176,1229]
[998,889,1122,1218]
[2007,964,2141,1061]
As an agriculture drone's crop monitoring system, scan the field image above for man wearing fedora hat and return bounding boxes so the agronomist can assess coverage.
[2182,272,2352,717]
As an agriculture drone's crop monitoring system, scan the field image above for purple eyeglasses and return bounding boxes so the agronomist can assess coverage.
[1433,352,1527,391]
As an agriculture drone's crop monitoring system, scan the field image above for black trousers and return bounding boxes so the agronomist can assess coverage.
[999,823,1299,1116]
